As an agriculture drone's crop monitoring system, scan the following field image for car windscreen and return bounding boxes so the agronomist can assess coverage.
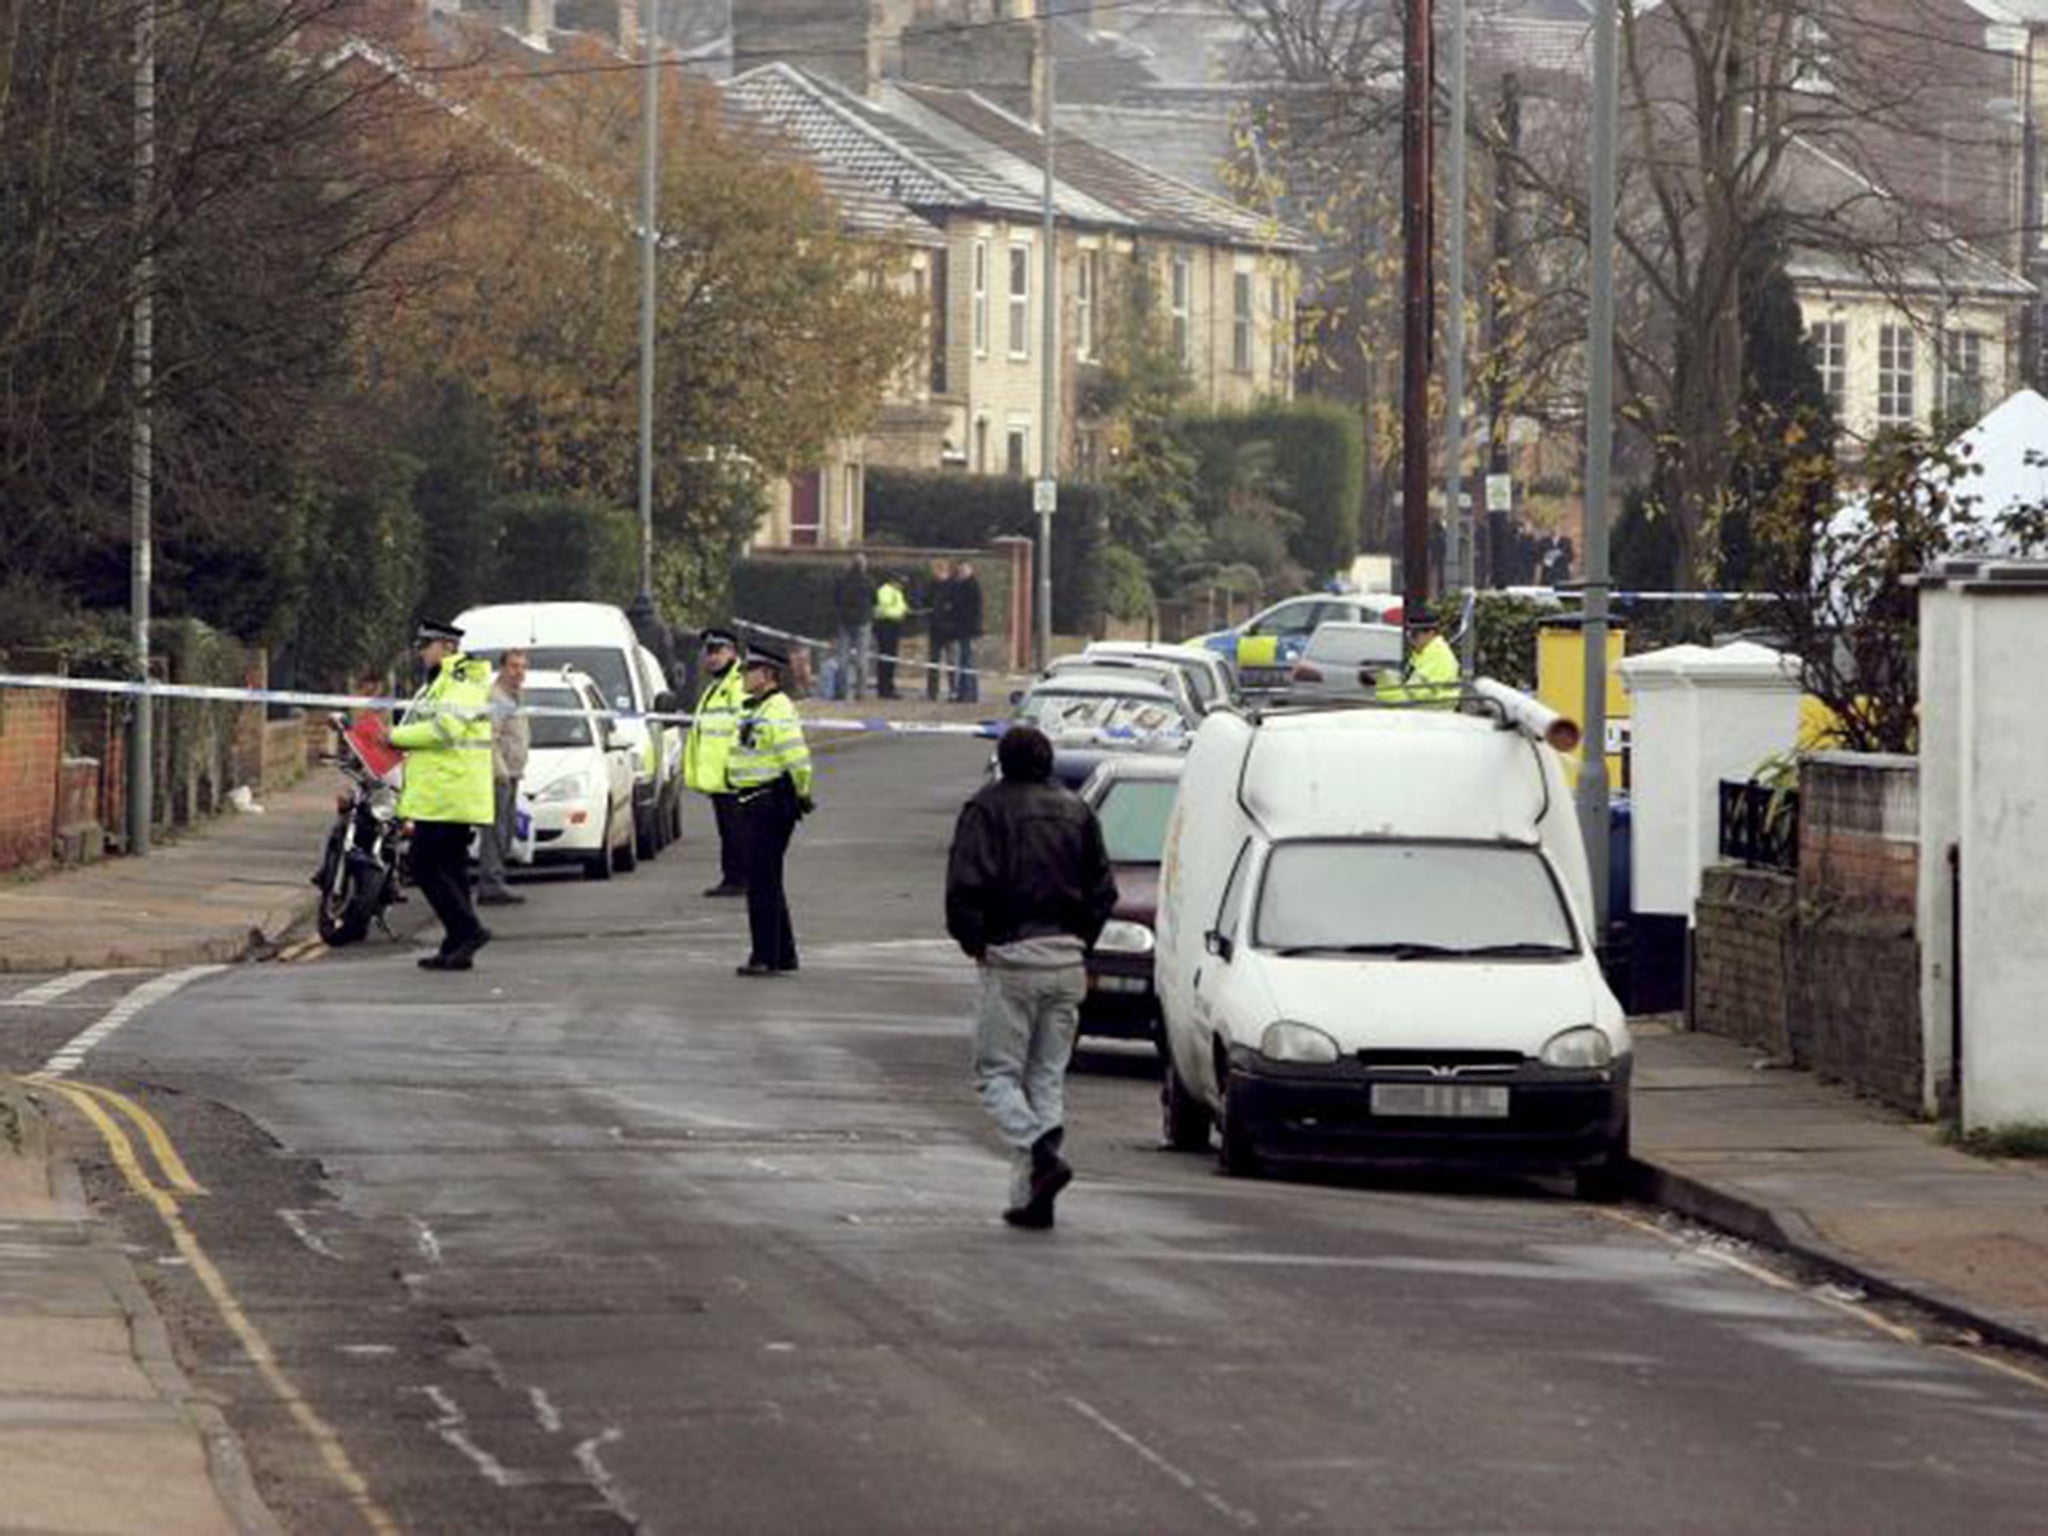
[1254,842,1577,957]
[524,648,635,711]
[526,688,594,749]
[1016,690,1187,743]
[1094,778,1181,863]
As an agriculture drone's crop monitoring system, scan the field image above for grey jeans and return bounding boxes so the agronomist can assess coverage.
[478,776,518,895]
[973,961,1085,1207]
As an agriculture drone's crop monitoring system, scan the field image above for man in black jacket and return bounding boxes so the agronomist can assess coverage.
[945,725,1118,1229]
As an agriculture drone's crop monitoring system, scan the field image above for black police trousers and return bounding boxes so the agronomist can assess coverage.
[411,820,484,955]
[737,786,799,971]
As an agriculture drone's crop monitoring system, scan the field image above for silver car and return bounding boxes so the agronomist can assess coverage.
[1281,621,1405,704]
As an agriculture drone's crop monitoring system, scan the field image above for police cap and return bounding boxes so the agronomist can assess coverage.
[414,618,464,646]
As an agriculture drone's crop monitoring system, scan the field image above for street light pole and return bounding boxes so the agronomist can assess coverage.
[1446,0,1472,671]
[1037,5,1057,669]
[129,0,156,857]
[1578,0,1620,930]
[636,0,661,607]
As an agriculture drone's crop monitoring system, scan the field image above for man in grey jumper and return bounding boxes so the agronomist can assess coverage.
[478,649,530,905]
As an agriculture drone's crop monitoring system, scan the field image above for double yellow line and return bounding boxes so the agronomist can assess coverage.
[21,1075,403,1536]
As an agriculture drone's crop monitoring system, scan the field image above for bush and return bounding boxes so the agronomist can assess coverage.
[489,494,639,608]
[865,468,1104,633]
[1178,400,1363,578]
[1101,544,1156,622]
[729,559,847,641]
[1429,592,1552,690]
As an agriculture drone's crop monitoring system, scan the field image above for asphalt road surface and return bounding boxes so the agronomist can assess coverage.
[8,735,2048,1535]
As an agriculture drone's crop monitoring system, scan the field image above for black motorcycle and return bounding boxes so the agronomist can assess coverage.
[312,712,406,946]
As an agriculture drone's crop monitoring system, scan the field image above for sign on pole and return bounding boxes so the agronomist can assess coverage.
[1486,472,1512,513]
[1033,478,1058,515]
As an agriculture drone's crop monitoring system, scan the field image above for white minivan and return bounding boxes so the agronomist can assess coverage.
[456,602,682,861]
[1154,689,1631,1197]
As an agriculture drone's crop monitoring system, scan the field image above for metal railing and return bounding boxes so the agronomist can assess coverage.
[1719,778,1799,871]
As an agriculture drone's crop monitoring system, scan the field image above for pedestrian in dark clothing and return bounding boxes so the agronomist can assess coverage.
[949,560,984,704]
[945,725,1118,1229]
[830,553,872,701]
[924,558,956,701]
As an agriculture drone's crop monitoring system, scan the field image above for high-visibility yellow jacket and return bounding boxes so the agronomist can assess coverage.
[685,662,746,794]
[390,653,495,824]
[728,689,812,800]
[873,581,909,623]
[1375,633,1461,707]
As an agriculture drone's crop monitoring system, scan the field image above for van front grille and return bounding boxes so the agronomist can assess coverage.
[1355,1049,1524,1075]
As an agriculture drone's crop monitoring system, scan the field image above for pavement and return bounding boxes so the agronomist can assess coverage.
[6,750,2048,1528]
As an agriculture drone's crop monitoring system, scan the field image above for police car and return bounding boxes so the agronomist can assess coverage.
[1192,593,1403,695]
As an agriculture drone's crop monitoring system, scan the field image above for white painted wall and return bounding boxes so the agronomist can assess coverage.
[1617,643,1804,920]
[1920,561,2048,1129]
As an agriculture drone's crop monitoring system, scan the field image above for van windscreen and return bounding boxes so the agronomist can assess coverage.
[1254,843,1576,957]
[525,648,634,711]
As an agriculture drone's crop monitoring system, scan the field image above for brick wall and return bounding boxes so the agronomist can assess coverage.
[1692,753,1925,1113]
[0,690,62,872]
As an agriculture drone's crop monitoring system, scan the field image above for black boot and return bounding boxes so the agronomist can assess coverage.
[1004,1127,1072,1230]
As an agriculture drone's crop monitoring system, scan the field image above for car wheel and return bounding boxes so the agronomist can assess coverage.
[1216,1063,1263,1178]
[1160,1057,1213,1153]
[584,814,614,881]
[613,809,639,873]
[1573,1117,1633,1202]
[636,806,661,861]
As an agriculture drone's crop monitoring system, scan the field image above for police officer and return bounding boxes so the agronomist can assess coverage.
[1374,608,1461,706]
[686,627,748,898]
[729,644,812,977]
[390,619,496,971]
[872,573,909,699]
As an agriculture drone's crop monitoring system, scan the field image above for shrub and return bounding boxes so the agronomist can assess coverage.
[1178,400,1363,578]
[488,494,639,608]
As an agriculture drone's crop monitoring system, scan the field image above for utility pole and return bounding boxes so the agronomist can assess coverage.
[129,0,156,857]
[636,0,661,608]
[1037,4,1057,669]
[1580,0,1620,930]
[1400,0,1435,621]
[1445,0,1470,670]
[1483,73,1521,590]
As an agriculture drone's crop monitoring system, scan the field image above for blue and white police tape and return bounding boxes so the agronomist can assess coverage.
[0,672,1018,739]
[733,618,1029,685]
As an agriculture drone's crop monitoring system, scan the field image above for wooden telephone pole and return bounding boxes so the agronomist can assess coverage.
[1400,0,1435,619]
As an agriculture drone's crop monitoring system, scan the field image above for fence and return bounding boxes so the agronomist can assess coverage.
[1718,778,1799,872]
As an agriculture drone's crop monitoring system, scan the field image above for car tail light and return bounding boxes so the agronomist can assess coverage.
[1292,662,1323,682]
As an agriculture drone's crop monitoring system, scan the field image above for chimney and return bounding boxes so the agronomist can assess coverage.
[732,0,887,96]
[524,0,555,45]
[617,0,641,55]
[901,2,1038,121]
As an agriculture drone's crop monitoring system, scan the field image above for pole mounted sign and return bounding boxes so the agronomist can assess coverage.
[1034,478,1058,515]
[1486,472,1512,513]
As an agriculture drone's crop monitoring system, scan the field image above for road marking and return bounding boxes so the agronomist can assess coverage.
[36,965,224,1078]
[1065,1396,1259,1529]
[1,969,132,1007]
[415,1384,538,1488]
[31,1076,401,1536]
[57,1080,207,1196]
[528,1386,563,1434]
[279,1208,342,1261]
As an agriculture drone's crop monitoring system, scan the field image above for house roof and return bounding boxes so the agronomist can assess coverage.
[723,61,1301,251]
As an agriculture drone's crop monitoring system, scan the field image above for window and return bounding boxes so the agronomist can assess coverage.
[1254,842,1577,956]
[1005,421,1030,477]
[788,469,822,547]
[974,417,990,473]
[1877,324,1916,425]
[1075,248,1098,361]
[1231,271,1254,374]
[1093,779,1182,864]
[1216,839,1255,945]
[524,688,594,750]
[929,250,949,395]
[1269,276,1291,384]
[1808,319,1847,417]
[843,463,862,543]
[1944,329,1986,420]
[1008,241,1031,358]
[972,239,989,357]
[1170,254,1192,364]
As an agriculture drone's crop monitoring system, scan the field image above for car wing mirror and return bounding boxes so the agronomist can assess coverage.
[654,690,679,715]
[1204,930,1235,962]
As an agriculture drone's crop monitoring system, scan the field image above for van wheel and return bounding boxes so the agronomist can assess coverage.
[636,808,661,862]
[1160,1060,1212,1152]
[613,814,639,873]
[1573,1119,1632,1202]
[1216,1066,1263,1178]
[584,815,615,881]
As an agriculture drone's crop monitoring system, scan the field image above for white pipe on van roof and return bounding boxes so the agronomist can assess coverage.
[1470,678,1581,754]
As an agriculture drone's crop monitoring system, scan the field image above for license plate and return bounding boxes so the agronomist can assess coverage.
[1370,1083,1510,1119]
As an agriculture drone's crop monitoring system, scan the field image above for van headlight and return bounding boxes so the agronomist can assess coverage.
[1540,1026,1614,1069]
[535,773,590,804]
[1260,1020,1341,1065]
[1096,920,1154,955]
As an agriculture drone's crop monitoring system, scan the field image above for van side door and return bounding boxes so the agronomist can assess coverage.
[1193,837,1257,1095]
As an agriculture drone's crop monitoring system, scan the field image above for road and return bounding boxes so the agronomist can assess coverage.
[7,734,2048,1534]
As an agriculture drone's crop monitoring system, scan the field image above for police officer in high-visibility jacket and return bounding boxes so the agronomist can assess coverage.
[1373,608,1462,706]
[390,619,496,971]
[729,643,813,977]
[685,627,749,899]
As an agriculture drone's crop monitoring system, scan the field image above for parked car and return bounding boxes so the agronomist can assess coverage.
[1006,674,1193,789]
[456,602,680,862]
[1042,654,1203,721]
[1153,686,1630,1196]
[1082,641,1237,714]
[638,643,686,844]
[1282,621,1406,705]
[1192,592,1404,695]
[509,670,639,880]
[1077,755,1185,1046]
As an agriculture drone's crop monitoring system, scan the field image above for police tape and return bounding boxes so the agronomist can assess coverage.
[0,672,1016,740]
[733,618,1028,687]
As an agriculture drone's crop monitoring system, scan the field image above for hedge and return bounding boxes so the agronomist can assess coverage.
[865,468,1104,633]
[731,551,1015,654]
[1177,399,1363,577]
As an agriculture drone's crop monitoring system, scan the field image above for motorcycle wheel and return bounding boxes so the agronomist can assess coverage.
[317,866,378,946]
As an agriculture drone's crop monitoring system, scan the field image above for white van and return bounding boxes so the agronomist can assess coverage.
[1154,689,1631,1196]
[455,602,681,860]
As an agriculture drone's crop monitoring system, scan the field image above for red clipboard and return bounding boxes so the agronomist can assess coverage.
[344,714,404,781]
